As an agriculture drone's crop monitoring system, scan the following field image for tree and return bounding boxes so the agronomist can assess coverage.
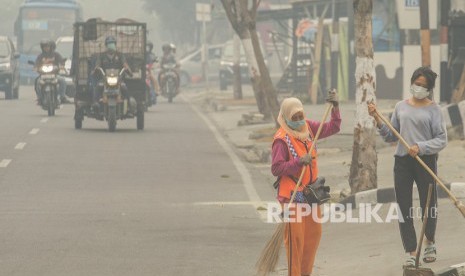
[348,0,378,193]
[142,0,197,45]
[221,0,280,121]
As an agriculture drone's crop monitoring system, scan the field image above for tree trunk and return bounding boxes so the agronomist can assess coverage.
[221,0,280,120]
[450,0,465,103]
[349,0,378,194]
[248,23,280,122]
[241,36,271,118]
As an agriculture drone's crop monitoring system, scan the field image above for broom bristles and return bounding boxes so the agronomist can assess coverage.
[255,223,285,276]
[456,201,465,218]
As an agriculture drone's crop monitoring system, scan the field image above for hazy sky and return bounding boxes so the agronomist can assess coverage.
[0,0,161,46]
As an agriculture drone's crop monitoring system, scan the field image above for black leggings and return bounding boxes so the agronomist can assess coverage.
[394,154,438,253]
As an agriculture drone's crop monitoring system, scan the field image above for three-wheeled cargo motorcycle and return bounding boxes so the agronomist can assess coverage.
[71,19,147,132]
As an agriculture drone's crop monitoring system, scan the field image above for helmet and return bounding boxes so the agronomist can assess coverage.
[50,40,56,51]
[40,39,54,52]
[105,36,117,46]
[146,40,154,52]
[162,43,171,52]
[169,43,176,54]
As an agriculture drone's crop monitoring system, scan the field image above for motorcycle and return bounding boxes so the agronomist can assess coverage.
[29,61,60,116]
[144,62,154,111]
[159,62,179,103]
[85,67,143,132]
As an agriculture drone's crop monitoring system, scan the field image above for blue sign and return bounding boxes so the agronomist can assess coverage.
[22,20,48,30]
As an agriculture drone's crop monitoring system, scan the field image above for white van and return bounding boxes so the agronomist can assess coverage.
[179,44,223,85]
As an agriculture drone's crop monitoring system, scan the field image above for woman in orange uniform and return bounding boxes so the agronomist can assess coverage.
[271,93,341,276]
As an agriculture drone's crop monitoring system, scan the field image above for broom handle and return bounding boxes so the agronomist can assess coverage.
[374,109,459,203]
[289,104,333,204]
[415,184,433,269]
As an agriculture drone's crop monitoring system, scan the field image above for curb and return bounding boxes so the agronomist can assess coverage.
[435,262,465,276]
[339,182,465,208]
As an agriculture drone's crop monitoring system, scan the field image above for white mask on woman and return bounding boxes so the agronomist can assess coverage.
[410,84,430,99]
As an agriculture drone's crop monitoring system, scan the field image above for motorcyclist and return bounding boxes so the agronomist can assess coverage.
[159,43,180,94]
[34,39,70,104]
[93,36,131,106]
[146,40,160,104]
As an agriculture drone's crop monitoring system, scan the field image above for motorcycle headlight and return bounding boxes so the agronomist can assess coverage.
[220,61,234,67]
[0,62,11,70]
[41,65,54,73]
[106,76,118,86]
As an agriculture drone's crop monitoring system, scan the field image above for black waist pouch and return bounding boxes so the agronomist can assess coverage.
[302,177,331,205]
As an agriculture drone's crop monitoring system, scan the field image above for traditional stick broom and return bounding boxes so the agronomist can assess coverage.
[374,109,465,218]
[256,103,333,275]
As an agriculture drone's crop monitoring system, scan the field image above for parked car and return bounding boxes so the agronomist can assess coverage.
[219,40,249,91]
[179,44,223,86]
[55,36,75,97]
[0,36,20,99]
[218,39,268,91]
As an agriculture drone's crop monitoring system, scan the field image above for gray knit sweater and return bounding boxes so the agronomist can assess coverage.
[378,100,447,156]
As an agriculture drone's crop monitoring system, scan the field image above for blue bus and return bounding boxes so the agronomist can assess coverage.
[14,0,82,83]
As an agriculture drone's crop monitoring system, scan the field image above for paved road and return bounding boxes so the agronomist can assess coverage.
[1,86,464,276]
[0,86,273,276]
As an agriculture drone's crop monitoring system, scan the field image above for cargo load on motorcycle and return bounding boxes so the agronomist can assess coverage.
[71,18,147,131]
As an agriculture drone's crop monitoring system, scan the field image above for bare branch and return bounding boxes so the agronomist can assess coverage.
[252,0,261,18]
[221,0,239,31]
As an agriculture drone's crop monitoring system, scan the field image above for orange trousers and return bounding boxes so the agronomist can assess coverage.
[283,205,322,276]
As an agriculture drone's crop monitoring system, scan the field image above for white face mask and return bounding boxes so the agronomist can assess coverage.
[410,84,430,99]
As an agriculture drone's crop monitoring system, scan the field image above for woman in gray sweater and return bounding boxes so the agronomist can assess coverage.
[368,67,447,268]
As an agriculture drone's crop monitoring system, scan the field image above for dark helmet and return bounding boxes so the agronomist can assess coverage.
[40,39,55,52]
[162,43,171,52]
[50,40,56,51]
[105,36,117,46]
[146,40,154,52]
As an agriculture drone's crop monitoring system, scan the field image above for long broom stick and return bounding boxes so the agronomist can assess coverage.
[415,184,433,269]
[374,109,465,218]
[256,103,333,275]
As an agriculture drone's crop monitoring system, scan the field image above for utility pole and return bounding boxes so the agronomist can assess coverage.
[331,0,340,91]
[196,3,211,91]
[440,0,451,102]
[233,34,243,99]
[232,0,242,99]
[419,0,431,67]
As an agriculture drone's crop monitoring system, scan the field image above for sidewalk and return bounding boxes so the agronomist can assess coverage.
[184,84,465,200]
[183,84,465,276]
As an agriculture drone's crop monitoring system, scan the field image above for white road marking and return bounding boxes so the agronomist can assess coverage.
[183,95,262,205]
[193,201,271,206]
[40,118,48,123]
[15,143,27,150]
[29,128,40,135]
[0,159,12,168]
